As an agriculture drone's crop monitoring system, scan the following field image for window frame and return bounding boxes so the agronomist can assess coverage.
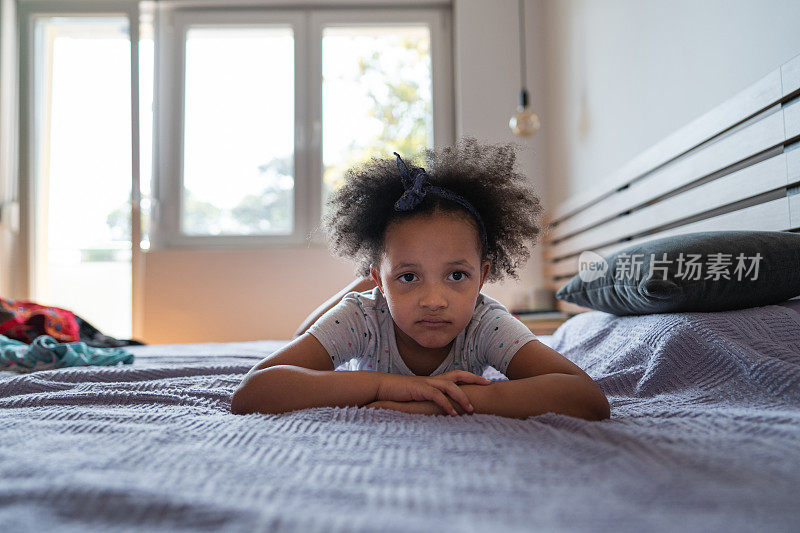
[154,5,453,248]
[157,8,308,247]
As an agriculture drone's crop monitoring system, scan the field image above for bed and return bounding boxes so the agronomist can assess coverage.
[3,55,800,533]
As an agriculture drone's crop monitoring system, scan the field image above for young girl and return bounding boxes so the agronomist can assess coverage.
[232,139,610,421]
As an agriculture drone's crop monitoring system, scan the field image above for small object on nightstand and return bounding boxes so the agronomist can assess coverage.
[511,309,572,335]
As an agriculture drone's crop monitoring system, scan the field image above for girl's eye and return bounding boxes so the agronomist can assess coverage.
[448,271,468,281]
[398,273,418,283]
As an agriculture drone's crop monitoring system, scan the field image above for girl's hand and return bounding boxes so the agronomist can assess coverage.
[366,400,455,416]
[375,371,491,416]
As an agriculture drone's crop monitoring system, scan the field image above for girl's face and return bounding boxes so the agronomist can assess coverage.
[370,211,490,355]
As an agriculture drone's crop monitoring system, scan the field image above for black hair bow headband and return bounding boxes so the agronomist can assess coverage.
[393,152,488,250]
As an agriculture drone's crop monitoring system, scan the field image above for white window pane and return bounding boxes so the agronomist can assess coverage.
[33,16,132,338]
[182,27,294,236]
[139,15,155,250]
[322,26,433,207]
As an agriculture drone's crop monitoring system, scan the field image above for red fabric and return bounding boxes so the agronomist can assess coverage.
[0,298,80,343]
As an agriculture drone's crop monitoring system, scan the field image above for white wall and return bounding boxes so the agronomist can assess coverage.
[142,247,355,343]
[141,0,550,343]
[542,0,800,207]
[453,0,549,310]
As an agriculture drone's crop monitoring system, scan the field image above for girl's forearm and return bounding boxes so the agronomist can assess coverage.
[458,374,610,420]
[231,365,384,415]
[367,375,610,421]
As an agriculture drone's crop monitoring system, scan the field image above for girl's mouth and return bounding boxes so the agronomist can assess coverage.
[418,319,450,328]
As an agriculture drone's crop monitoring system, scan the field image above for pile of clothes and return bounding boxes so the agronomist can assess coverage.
[0,298,142,372]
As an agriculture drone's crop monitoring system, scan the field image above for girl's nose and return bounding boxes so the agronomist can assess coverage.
[419,284,448,310]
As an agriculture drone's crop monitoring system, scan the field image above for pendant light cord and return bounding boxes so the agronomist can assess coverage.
[518,0,527,92]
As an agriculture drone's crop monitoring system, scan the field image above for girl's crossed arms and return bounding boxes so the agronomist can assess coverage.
[231,329,609,420]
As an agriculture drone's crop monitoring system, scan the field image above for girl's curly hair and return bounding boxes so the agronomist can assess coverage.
[323,138,544,282]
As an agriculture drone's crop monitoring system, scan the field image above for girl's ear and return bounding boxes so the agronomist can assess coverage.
[478,262,491,290]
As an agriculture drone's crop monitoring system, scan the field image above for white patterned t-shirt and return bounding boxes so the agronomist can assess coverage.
[307,287,538,376]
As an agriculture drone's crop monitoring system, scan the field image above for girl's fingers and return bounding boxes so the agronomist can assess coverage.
[441,382,473,413]
[463,373,492,385]
[446,371,492,385]
[425,388,458,416]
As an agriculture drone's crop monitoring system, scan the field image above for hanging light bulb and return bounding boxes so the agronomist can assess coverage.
[509,0,540,137]
[510,89,541,137]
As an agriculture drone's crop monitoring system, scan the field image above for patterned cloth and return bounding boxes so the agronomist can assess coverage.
[0,334,133,372]
[0,298,80,343]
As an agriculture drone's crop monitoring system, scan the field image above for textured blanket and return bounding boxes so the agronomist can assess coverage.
[2,306,800,532]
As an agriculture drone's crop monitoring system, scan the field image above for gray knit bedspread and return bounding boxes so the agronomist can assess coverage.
[2,305,800,532]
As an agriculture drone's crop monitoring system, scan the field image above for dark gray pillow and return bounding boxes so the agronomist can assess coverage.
[555,231,800,315]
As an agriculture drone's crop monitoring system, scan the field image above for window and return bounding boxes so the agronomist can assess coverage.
[156,7,453,247]
[182,26,295,236]
[321,25,433,210]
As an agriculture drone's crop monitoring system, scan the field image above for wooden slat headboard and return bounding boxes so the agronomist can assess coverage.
[543,53,800,314]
